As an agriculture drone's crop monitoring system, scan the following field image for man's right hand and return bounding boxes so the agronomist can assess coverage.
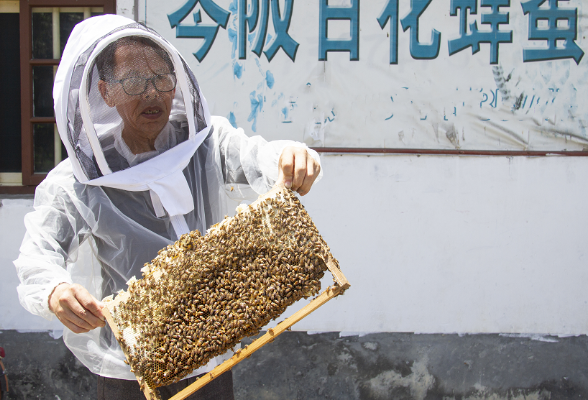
[48,283,106,333]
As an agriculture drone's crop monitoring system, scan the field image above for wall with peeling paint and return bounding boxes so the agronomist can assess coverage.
[138,0,588,152]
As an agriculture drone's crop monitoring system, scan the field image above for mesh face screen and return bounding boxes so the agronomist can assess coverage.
[66,26,207,180]
[88,38,185,171]
[108,189,337,396]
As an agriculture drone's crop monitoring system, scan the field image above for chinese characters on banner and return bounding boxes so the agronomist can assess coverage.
[147,0,588,151]
[168,0,583,64]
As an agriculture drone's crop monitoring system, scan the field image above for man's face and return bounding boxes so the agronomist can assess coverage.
[99,43,175,150]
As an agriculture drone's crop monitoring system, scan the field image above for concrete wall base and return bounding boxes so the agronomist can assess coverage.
[1,330,586,399]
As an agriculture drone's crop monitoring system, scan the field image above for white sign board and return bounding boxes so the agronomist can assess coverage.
[140,0,588,151]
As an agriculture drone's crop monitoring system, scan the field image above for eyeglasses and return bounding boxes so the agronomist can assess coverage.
[110,73,177,96]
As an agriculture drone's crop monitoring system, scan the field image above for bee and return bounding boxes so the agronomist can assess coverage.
[111,188,337,388]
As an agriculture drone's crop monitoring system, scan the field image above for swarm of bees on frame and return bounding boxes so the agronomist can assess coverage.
[108,188,339,396]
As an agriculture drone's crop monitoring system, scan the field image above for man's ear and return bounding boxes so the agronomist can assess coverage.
[98,80,115,108]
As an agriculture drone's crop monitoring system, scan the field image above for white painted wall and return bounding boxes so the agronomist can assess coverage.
[293,154,588,335]
[0,199,62,332]
[1,155,587,334]
[116,0,137,21]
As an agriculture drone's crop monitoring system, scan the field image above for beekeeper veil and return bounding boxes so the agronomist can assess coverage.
[54,15,210,236]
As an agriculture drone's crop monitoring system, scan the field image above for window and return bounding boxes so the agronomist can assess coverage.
[0,0,115,194]
[0,1,21,188]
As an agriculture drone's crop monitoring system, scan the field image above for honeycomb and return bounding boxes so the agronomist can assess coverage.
[106,187,341,398]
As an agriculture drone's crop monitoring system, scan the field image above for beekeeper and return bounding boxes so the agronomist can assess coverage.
[14,15,321,399]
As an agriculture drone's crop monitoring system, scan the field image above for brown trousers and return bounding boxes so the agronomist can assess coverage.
[97,370,234,400]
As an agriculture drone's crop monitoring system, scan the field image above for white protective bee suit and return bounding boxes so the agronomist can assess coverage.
[13,15,321,380]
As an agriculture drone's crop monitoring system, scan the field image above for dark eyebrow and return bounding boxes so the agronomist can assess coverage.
[114,63,172,80]
[152,67,172,75]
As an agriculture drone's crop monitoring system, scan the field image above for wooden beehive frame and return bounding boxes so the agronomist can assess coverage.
[102,186,350,400]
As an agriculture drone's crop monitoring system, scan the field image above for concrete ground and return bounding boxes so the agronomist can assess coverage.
[1,330,587,399]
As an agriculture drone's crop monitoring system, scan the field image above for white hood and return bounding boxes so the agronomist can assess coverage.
[54,15,211,220]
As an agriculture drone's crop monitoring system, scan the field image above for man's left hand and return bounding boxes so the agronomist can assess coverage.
[277,146,321,196]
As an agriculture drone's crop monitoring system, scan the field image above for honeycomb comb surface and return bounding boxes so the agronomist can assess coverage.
[109,188,338,395]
